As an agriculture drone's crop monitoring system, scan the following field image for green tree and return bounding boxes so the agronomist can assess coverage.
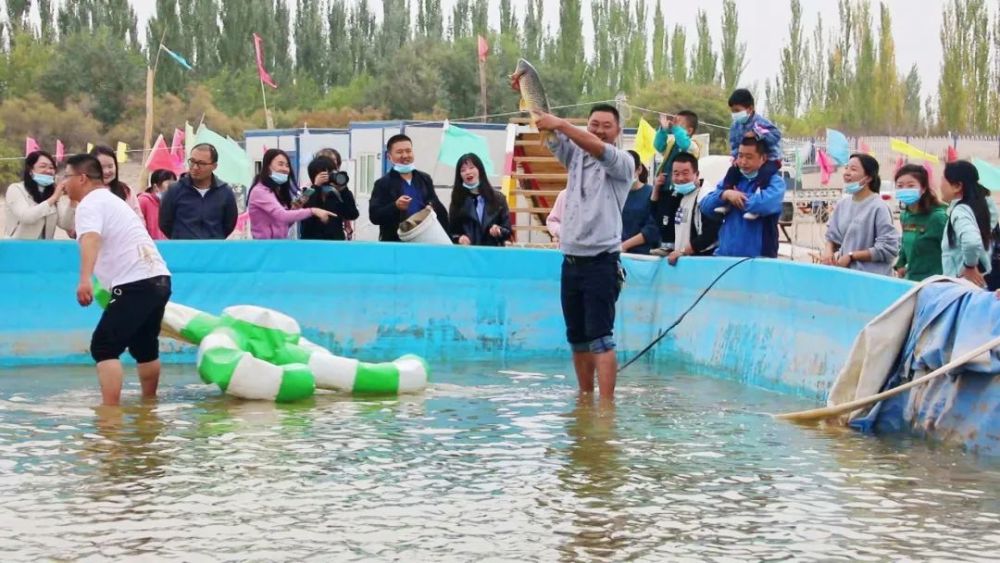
[326,0,352,87]
[0,31,56,101]
[41,29,145,126]
[650,1,669,80]
[826,0,854,110]
[669,25,687,82]
[189,0,221,75]
[772,0,804,117]
[470,0,489,37]
[499,0,518,40]
[451,0,471,39]
[348,0,377,75]
[146,0,188,94]
[522,0,544,63]
[902,64,922,131]
[805,15,826,111]
[689,10,716,84]
[937,0,967,132]
[555,0,584,94]
[621,0,648,94]
[719,0,746,91]
[850,1,876,131]
[381,0,411,58]
[874,2,903,131]
[968,0,990,131]
[295,0,328,88]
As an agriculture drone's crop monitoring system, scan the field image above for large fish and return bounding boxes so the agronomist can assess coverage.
[510,59,552,145]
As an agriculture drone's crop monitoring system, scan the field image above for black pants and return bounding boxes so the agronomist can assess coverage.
[91,276,172,363]
[561,253,622,353]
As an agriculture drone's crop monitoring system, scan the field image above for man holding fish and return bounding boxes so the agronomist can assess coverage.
[511,59,634,400]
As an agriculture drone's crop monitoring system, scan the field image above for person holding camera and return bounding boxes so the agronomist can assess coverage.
[301,154,360,241]
[248,148,334,240]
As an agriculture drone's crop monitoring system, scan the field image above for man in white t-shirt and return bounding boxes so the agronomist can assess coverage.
[65,154,172,406]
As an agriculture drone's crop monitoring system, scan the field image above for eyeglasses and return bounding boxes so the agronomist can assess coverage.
[188,159,216,168]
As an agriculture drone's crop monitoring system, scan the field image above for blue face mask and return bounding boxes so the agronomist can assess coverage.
[896,188,921,206]
[844,182,862,194]
[32,173,55,187]
[674,182,697,196]
[393,162,415,174]
[740,169,759,181]
[463,181,480,191]
[270,172,289,185]
[731,110,749,124]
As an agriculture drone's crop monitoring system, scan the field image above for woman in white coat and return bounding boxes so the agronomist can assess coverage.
[3,151,75,239]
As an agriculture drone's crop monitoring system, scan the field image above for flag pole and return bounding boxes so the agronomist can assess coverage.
[142,27,169,187]
[259,74,274,130]
[478,57,488,123]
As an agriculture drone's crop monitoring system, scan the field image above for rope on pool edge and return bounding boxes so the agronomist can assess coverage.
[619,257,754,373]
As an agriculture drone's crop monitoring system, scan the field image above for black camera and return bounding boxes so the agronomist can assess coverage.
[330,170,349,188]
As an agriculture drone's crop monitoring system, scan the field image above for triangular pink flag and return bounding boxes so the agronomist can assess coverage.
[145,135,184,175]
[816,149,833,186]
[170,128,185,161]
[55,140,65,164]
[25,137,40,156]
[894,156,905,175]
[860,140,873,156]
[253,33,278,89]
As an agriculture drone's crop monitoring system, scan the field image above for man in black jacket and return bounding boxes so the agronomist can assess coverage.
[369,134,449,242]
[159,144,239,240]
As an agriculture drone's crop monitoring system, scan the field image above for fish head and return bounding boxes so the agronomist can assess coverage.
[510,59,535,91]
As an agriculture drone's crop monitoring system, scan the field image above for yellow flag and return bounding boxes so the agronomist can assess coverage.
[116,142,128,163]
[633,118,656,165]
[86,143,94,153]
[890,138,940,164]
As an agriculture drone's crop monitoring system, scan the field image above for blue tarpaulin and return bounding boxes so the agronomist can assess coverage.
[850,282,1000,453]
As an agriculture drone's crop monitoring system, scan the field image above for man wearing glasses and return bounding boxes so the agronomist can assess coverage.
[159,143,239,239]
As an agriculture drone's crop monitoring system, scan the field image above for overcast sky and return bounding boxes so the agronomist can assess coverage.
[130,0,996,105]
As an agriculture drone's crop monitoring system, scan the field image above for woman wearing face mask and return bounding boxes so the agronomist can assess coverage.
[892,165,947,281]
[300,155,360,241]
[137,169,177,241]
[248,149,334,240]
[821,153,900,275]
[620,150,659,255]
[448,153,511,246]
[939,160,993,288]
[90,145,143,219]
[3,151,75,239]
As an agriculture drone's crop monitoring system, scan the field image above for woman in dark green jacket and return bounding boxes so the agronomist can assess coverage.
[893,164,948,281]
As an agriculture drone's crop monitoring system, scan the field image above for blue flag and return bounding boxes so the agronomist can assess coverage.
[826,129,850,166]
[438,122,496,175]
[161,44,193,71]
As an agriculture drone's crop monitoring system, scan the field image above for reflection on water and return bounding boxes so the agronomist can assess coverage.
[0,362,998,561]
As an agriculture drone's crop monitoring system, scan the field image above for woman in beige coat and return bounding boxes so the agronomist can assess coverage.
[3,151,75,239]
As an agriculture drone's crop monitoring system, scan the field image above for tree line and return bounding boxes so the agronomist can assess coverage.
[0,0,997,168]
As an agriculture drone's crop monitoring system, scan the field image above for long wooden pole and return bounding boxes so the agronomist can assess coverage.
[775,334,1000,423]
[141,28,169,187]
[260,75,274,130]
[478,58,488,123]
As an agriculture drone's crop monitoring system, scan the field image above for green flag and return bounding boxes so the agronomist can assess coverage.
[194,125,253,189]
[973,158,1000,192]
[438,122,496,175]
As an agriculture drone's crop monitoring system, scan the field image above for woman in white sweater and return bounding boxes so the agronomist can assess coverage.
[3,151,75,239]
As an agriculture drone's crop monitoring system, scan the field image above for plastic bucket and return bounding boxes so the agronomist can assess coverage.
[398,207,452,244]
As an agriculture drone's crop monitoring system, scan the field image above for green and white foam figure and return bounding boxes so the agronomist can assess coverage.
[93,281,430,402]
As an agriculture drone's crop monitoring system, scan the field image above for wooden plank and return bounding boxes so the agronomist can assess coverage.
[513,173,567,180]
[511,189,563,196]
[511,207,553,214]
[512,225,553,232]
[513,156,560,163]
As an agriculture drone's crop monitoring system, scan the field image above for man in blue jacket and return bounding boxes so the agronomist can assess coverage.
[700,137,786,258]
[159,144,239,239]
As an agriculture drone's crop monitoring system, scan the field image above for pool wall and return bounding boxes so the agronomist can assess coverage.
[0,241,911,402]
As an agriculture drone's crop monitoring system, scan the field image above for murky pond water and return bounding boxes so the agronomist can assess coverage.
[1,362,998,561]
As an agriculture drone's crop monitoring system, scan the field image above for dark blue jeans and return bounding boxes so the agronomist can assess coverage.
[560,252,622,353]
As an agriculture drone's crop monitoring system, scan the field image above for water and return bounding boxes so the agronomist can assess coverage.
[1,362,998,562]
